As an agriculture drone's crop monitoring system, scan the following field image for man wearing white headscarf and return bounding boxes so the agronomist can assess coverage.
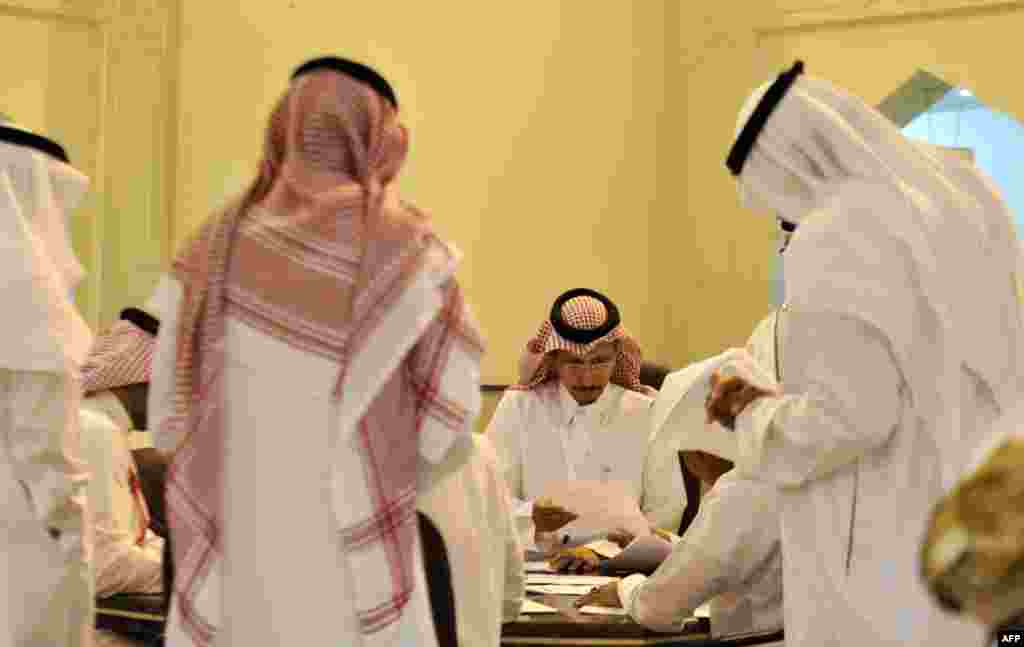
[703,61,1024,646]
[0,121,95,646]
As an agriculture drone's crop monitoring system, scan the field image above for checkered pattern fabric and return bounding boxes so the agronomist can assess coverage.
[165,67,480,647]
[514,293,644,392]
[81,319,155,395]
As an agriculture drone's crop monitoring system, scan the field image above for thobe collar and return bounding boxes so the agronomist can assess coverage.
[556,382,620,428]
[83,390,134,436]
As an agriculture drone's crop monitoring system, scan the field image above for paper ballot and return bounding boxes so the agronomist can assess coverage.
[539,479,650,542]
[525,560,558,573]
[579,605,629,616]
[521,599,559,614]
[526,574,617,586]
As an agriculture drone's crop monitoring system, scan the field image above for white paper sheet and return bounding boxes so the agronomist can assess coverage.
[603,535,674,572]
[521,599,559,614]
[524,560,557,573]
[526,584,597,595]
[585,539,623,559]
[526,574,617,586]
[537,479,650,539]
[695,601,711,618]
[578,605,629,616]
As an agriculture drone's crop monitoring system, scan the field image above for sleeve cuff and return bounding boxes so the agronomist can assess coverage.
[734,394,788,479]
[618,573,648,613]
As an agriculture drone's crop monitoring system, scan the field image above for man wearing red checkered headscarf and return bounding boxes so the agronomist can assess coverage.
[487,288,686,555]
[78,284,168,647]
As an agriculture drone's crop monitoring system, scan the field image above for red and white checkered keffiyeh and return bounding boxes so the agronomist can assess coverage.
[165,65,483,647]
[513,292,646,393]
[81,318,155,395]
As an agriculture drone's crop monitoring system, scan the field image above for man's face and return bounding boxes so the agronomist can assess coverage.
[553,343,618,405]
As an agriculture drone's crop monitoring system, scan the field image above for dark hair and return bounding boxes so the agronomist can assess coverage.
[639,362,672,391]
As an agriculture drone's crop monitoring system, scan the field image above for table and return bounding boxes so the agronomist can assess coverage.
[95,593,166,645]
[502,593,710,646]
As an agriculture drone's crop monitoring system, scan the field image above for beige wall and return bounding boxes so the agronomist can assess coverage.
[56,0,1019,412]
[1,1,177,331]
[173,0,681,385]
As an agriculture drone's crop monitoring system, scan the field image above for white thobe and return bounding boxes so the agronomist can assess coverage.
[618,469,782,637]
[151,277,492,647]
[418,434,525,647]
[736,308,988,646]
[487,382,686,544]
[1,370,94,647]
[79,393,163,597]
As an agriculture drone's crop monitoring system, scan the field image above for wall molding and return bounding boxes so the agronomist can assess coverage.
[763,0,1024,33]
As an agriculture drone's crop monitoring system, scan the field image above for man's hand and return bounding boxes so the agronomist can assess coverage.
[607,528,636,549]
[549,547,601,573]
[533,498,578,533]
[705,372,773,430]
[574,582,622,609]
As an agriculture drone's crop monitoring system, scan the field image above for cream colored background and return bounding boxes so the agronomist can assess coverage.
[5,0,1023,428]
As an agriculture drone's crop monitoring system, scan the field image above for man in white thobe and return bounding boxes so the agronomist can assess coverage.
[151,57,486,647]
[79,302,168,647]
[487,288,686,556]
[705,61,1023,646]
[574,336,782,639]
[418,433,525,647]
[0,121,95,646]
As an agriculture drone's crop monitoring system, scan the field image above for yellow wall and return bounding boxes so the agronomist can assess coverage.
[659,3,783,369]
[1,1,177,331]
[166,0,1024,425]
[174,0,678,384]
[759,3,1024,122]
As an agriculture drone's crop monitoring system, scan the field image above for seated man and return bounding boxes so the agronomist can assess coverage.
[79,300,165,645]
[418,433,525,647]
[488,288,685,554]
[573,381,782,637]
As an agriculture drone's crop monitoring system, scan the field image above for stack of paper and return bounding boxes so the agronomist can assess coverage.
[524,561,557,573]
[526,574,617,586]
[578,606,629,616]
[526,584,597,595]
[520,599,559,614]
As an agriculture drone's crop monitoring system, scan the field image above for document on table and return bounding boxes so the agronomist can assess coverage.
[524,560,557,573]
[526,584,596,595]
[521,599,559,614]
[526,574,617,586]
[578,606,629,616]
